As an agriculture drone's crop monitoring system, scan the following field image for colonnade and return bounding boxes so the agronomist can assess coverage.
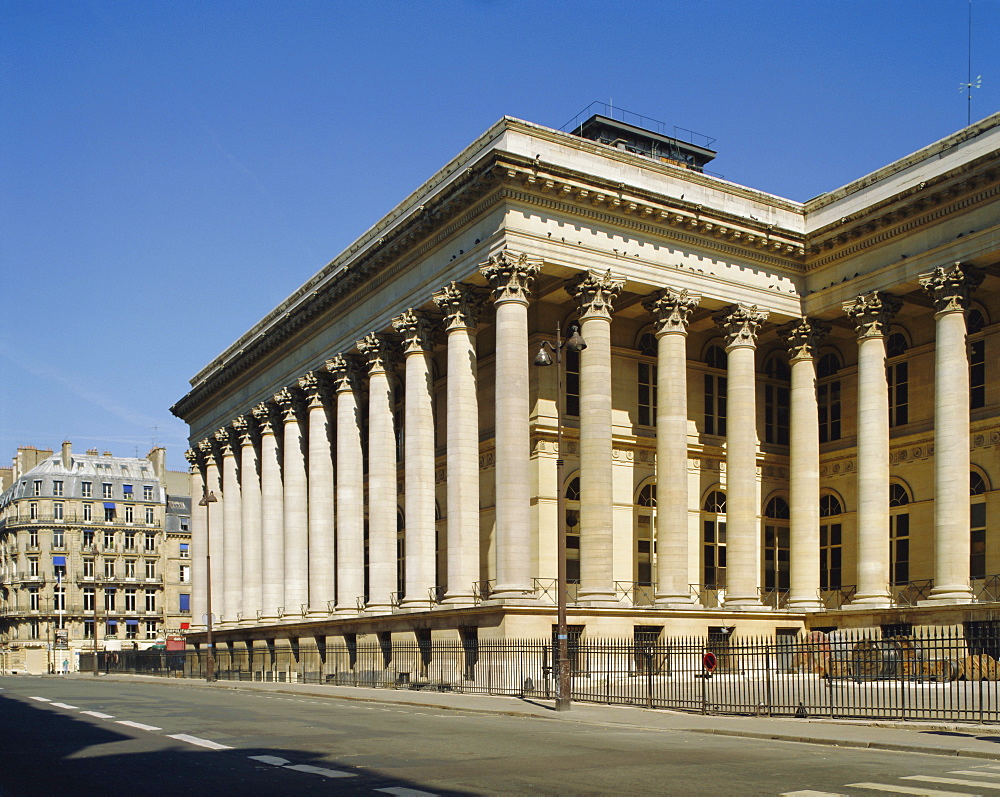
[184,256,983,628]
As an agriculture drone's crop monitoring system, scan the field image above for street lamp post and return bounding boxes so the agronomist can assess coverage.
[199,489,218,682]
[534,323,586,711]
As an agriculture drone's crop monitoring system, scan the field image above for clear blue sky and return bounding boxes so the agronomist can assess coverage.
[2,0,998,471]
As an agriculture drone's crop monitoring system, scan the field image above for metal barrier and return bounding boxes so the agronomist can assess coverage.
[80,626,1000,723]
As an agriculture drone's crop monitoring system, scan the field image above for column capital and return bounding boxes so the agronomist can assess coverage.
[357,332,397,374]
[196,438,217,464]
[213,427,236,456]
[480,249,539,305]
[919,262,984,315]
[714,303,768,349]
[392,309,435,354]
[643,287,701,335]
[325,353,363,393]
[777,317,831,361]
[252,401,278,435]
[232,414,257,446]
[183,448,200,470]
[297,371,327,409]
[569,269,624,321]
[433,281,483,330]
[843,291,902,339]
[273,386,302,423]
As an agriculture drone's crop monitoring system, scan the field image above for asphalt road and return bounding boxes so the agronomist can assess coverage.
[2,675,1000,796]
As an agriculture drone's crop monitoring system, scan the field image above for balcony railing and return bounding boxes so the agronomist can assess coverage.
[892,579,934,607]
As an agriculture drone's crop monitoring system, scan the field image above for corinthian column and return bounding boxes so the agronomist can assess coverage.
[233,415,262,622]
[358,333,398,613]
[569,269,623,605]
[198,438,225,624]
[644,287,700,607]
[844,292,901,607]
[185,449,206,631]
[275,387,309,615]
[433,282,483,605]
[253,401,284,620]
[481,250,540,600]
[299,371,335,617]
[327,354,365,614]
[393,309,437,609]
[920,263,983,603]
[779,318,829,611]
[214,427,242,625]
[715,304,768,609]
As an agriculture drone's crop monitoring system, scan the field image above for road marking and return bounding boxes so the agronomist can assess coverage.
[167,734,232,750]
[284,764,355,778]
[903,774,1000,789]
[847,783,975,796]
[28,696,51,702]
[951,770,1000,778]
[249,755,290,766]
[376,788,440,797]
[81,711,114,719]
[50,702,78,709]
[780,791,846,797]
[115,720,162,732]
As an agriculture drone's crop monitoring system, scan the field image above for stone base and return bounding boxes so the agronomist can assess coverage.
[841,596,892,610]
[786,600,826,613]
[441,594,477,609]
[655,593,699,610]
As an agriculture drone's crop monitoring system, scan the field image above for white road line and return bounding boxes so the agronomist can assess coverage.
[115,720,162,732]
[284,764,356,779]
[249,755,290,766]
[375,788,440,797]
[903,774,1000,789]
[50,702,78,709]
[80,711,114,719]
[951,770,1000,779]
[847,783,976,796]
[780,791,846,797]
[167,734,232,750]
[28,696,51,702]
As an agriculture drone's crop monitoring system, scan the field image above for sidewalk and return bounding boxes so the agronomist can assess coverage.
[68,672,1000,761]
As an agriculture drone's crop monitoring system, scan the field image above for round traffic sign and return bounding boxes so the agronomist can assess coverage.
[702,651,717,672]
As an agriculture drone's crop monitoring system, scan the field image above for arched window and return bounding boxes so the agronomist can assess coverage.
[972,471,988,580]
[763,496,790,591]
[637,332,657,426]
[635,483,656,587]
[969,308,987,410]
[887,331,909,427]
[889,482,910,585]
[565,477,581,583]
[702,490,727,589]
[764,355,790,445]
[819,494,843,590]
[704,345,727,436]
[817,352,842,443]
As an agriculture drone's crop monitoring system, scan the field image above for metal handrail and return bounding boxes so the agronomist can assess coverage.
[614,581,656,607]
[758,587,790,609]
[892,579,934,607]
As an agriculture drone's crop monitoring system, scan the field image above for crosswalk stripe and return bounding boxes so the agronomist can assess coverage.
[903,774,1000,789]
[950,770,1000,779]
[50,702,77,709]
[284,763,355,779]
[115,720,162,732]
[80,711,114,719]
[780,791,845,797]
[28,696,51,702]
[846,782,977,796]
[248,755,289,766]
[375,788,440,797]
[167,734,232,750]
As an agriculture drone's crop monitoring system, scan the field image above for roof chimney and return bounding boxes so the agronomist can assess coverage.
[86,448,98,456]
[147,446,166,480]
[61,441,72,470]
[103,451,112,457]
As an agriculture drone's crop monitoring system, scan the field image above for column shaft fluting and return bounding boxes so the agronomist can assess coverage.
[359,334,397,613]
[255,404,285,618]
[716,305,767,608]
[234,416,262,621]
[481,251,539,599]
[276,388,309,613]
[328,356,365,613]
[301,373,335,616]
[199,441,226,624]
[845,292,900,606]
[217,430,242,625]
[645,288,700,607]
[185,450,206,630]
[434,283,482,605]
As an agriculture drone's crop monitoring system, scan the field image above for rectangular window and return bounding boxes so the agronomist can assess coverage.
[83,529,94,547]
[145,560,156,580]
[29,502,38,520]
[28,558,38,577]
[102,483,113,499]
[52,530,65,548]
[971,339,985,410]
[83,559,94,579]
[637,362,657,426]
[105,559,115,579]
[180,517,189,532]
[52,480,63,497]
[123,484,133,500]
[33,480,41,497]
[53,562,66,581]
[124,505,134,523]
[145,507,154,525]
[179,593,190,613]
[103,530,115,549]
[124,532,135,550]
[972,501,987,580]
[124,589,136,611]
[53,502,63,521]
[764,383,790,445]
[179,543,189,558]
[105,589,116,611]
[565,348,581,417]
[143,485,153,501]
[146,620,157,639]
[81,481,92,498]
[53,588,65,611]
[83,503,93,522]
[124,560,136,580]
[105,620,117,637]
[83,587,95,612]
[704,373,727,436]
[180,564,190,583]
[125,621,138,640]
[104,506,115,522]
[145,532,155,551]
[28,529,38,547]
[145,590,156,612]
[888,362,908,427]
[84,619,94,639]
[29,587,40,611]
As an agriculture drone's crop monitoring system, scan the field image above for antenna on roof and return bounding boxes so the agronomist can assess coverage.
[959,0,983,126]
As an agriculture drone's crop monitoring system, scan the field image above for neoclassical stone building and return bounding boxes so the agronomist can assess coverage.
[172,110,1000,646]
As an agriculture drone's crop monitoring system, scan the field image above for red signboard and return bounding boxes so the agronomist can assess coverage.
[702,651,717,672]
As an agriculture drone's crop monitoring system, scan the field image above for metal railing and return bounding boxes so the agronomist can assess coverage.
[892,580,934,607]
[615,581,655,607]
[82,626,1000,723]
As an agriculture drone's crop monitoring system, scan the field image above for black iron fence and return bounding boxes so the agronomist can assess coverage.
[80,626,1000,723]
